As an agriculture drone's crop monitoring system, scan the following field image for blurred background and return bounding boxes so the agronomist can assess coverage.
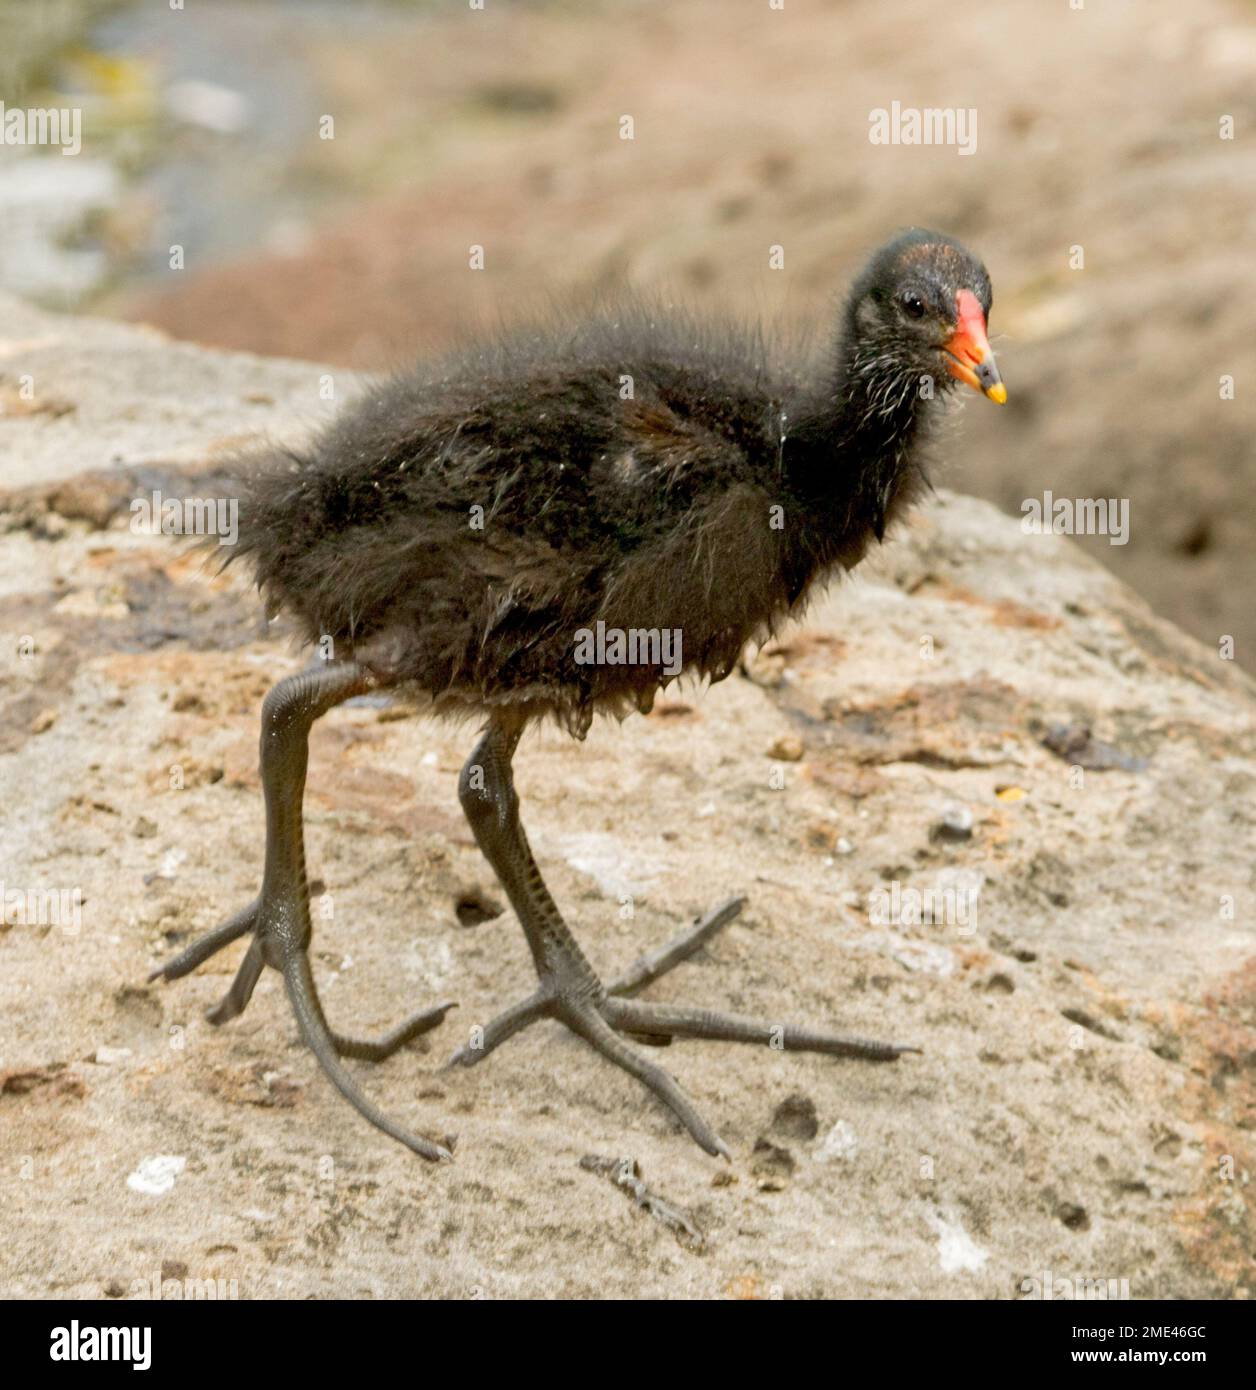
[2,0,1254,668]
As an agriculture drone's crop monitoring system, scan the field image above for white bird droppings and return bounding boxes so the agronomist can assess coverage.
[126,1154,186,1196]
[925,1208,989,1274]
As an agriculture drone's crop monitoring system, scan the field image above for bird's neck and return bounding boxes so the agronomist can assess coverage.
[783,342,931,555]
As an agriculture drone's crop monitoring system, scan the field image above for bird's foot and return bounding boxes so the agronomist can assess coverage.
[148,897,455,1056]
[147,898,258,990]
[148,895,458,1160]
[146,895,281,1027]
[447,897,919,1157]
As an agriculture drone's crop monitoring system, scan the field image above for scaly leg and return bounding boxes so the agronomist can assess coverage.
[149,662,455,1159]
[450,719,918,1157]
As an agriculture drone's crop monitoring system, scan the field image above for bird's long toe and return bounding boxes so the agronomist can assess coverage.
[447,988,553,1069]
[564,1000,730,1159]
[600,997,919,1061]
[607,896,746,997]
[205,937,265,1025]
[147,898,258,983]
[448,976,731,1156]
[332,1000,459,1061]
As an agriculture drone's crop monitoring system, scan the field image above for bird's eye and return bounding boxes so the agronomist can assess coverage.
[900,293,926,320]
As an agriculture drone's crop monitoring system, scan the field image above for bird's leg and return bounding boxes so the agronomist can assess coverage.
[452,719,729,1155]
[149,661,454,1161]
[451,719,918,1157]
[456,720,603,999]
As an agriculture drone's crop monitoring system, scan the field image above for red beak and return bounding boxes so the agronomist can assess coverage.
[944,289,1006,403]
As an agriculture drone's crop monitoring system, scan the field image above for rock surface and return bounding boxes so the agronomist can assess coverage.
[1,295,1253,1299]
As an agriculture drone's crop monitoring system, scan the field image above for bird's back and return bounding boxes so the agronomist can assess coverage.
[234,306,808,732]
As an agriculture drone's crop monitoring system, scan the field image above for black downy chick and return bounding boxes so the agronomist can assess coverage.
[151,228,1006,1161]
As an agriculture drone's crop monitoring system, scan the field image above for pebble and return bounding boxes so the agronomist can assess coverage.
[932,804,974,841]
[891,939,956,976]
[816,1120,859,1163]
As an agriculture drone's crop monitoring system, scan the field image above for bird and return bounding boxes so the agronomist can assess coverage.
[150,227,1006,1162]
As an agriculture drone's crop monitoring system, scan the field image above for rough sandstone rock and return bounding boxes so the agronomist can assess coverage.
[1,294,1253,1298]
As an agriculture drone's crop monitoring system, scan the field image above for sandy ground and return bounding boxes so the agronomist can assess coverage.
[1,297,1253,1299]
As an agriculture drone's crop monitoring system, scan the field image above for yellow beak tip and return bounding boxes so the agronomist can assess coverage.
[985,382,1008,405]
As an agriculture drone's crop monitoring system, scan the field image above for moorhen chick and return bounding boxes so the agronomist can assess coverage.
[152,227,1006,1160]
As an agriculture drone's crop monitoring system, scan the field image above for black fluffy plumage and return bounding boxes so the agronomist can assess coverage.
[228,229,998,735]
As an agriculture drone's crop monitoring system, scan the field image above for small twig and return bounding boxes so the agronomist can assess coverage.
[580,1154,706,1251]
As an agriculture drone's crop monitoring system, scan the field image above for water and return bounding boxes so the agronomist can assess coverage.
[0,0,423,306]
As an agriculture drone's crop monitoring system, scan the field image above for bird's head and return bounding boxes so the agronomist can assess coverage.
[845,228,1006,406]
